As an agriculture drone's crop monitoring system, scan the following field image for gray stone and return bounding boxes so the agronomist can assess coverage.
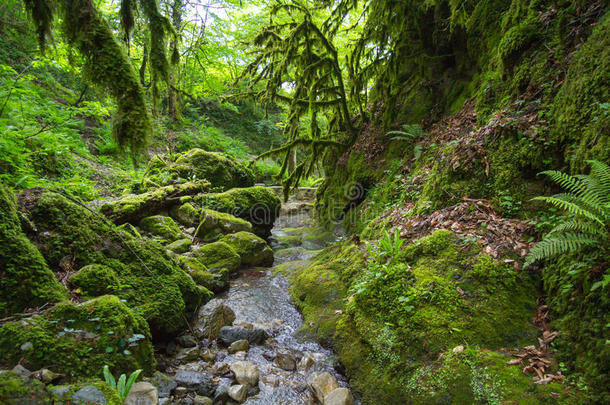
[72,385,108,404]
[307,372,339,404]
[229,361,259,388]
[298,354,316,372]
[173,369,216,397]
[176,346,200,362]
[274,351,297,371]
[150,371,178,398]
[218,326,267,346]
[177,334,198,348]
[125,382,158,405]
[228,339,249,354]
[213,381,231,403]
[33,368,61,384]
[228,384,248,403]
[194,299,236,340]
[193,396,213,405]
[323,387,354,405]
[12,364,32,380]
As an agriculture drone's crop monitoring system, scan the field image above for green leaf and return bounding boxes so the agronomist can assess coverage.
[125,369,142,401]
[102,365,116,389]
[117,374,127,401]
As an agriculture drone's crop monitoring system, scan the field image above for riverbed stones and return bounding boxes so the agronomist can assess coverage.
[229,361,259,387]
[125,382,158,405]
[298,353,316,371]
[308,372,339,404]
[150,371,177,398]
[192,396,213,405]
[228,339,249,354]
[176,346,200,362]
[176,334,198,348]
[172,369,215,396]
[228,384,248,403]
[218,326,267,346]
[274,351,297,371]
[324,387,354,405]
[194,299,236,339]
[71,385,108,404]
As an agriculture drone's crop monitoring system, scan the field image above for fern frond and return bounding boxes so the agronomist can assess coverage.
[524,233,600,268]
[548,219,606,237]
[540,170,605,209]
[587,160,610,197]
[533,195,604,225]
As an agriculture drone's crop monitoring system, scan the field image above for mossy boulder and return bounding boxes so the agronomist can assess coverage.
[220,231,274,267]
[0,371,52,404]
[139,215,185,242]
[0,295,155,379]
[142,149,255,192]
[290,231,541,403]
[170,202,200,228]
[0,186,67,317]
[69,264,120,297]
[167,238,192,254]
[177,255,229,293]
[192,241,241,273]
[49,381,122,404]
[197,186,281,238]
[18,189,205,337]
[195,209,252,242]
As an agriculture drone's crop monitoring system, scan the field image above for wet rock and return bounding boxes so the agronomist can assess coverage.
[12,364,32,380]
[201,348,218,363]
[298,353,316,372]
[274,351,297,371]
[211,362,230,376]
[173,369,216,397]
[228,384,248,403]
[32,368,61,384]
[219,231,274,266]
[150,371,177,398]
[262,374,280,387]
[229,361,259,388]
[218,326,267,346]
[176,346,200,362]
[215,351,227,362]
[194,300,236,340]
[324,388,354,405]
[262,350,276,361]
[125,382,158,405]
[177,334,198,348]
[72,385,108,404]
[0,371,51,404]
[234,351,247,360]
[174,386,188,397]
[213,381,231,403]
[158,398,171,405]
[193,396,213,405]
[228,339,249,354]
[308,372,339,404]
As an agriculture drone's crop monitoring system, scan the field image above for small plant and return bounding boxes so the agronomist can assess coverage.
[103,365,142,404]
[524,160,609,268]
[386,124,424,141]
[371,229,405,264]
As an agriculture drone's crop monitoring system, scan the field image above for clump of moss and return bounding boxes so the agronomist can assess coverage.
[139,215,185,242]
[177,255,228,293]
[20,189,204,337]
[197,186,281,238]
[498,18,540,70]
[0,186,66,317]
[0,295,155,379]
[195,209,252,242]
[192,241,241,273]
[220,231,274,267]
[166,238,192,254]
[0,371,51,404]
[69,264,120,297]
[170,202,200,227]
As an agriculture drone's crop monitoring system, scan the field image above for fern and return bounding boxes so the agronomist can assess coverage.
[525,160,609,268]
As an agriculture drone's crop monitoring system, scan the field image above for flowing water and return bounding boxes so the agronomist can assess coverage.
[208,197,352,404]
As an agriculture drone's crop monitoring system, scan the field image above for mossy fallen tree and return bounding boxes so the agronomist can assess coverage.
[101,180,209,224]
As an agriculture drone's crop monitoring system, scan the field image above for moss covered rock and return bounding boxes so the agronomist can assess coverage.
[177,255,229,293]
[18,189,204,337]
[197,186,281,238]
[192,241,241,273]
[0,370,52,404]
[0,295,155,379]
[195,209,252,242]
[69,264,120,297]
[220,231,274,267]
[142,149,255,192]
[170,202,200,228]
[0,186,67,317]
[139,215,185,242]
[167,238,192,254]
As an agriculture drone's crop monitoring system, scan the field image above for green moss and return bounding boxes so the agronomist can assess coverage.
[498,18,540,69]
[139,215,185,242]
[49,380,122,404]
[220,231,274,267]
[177,255,228,293]
[21,190,204,337]
[198,186,281,238]
[192,241,241,273]
[195,209,252,242]
[0,371,51,404]
[69,264,120,297]
[170,202,200,228]
[0,186,67,317]
[166,238,192,254]
[0,295,155,379]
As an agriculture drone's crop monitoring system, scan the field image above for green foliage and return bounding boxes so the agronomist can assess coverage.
[103,365,142,403]
[525,160,609,268]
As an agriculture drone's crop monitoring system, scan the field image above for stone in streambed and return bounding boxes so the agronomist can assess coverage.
[308,372,339,404]
[176,334,198,348]
[218,325,268,346]
[228,384,248,403]
[150,371,177,398]
[124,382,158,405]
[173,369,216,397]
[229,361,259,388]
[228,339,249,354]
[194,299,236,340]
[324,387,354,405]
[274,351,297,371]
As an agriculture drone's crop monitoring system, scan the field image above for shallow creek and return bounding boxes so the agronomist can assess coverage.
[167,196,354,404]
